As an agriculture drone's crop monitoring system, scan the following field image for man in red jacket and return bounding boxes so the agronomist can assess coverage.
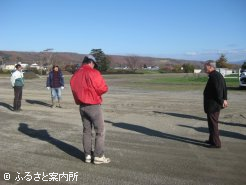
[70,55,110,164]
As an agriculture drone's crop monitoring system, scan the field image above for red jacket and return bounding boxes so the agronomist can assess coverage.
[70,65,108,105]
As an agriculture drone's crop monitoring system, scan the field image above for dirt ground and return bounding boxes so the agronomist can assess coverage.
[0,74,245,185]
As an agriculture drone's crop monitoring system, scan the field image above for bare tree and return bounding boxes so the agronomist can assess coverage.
[40,49,54,71]
[126,56,140,71]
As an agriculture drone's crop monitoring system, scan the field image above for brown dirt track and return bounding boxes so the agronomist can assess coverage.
[0,74,245,185]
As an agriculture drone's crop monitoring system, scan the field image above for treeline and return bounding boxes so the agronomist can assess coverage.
[1,49,245,75]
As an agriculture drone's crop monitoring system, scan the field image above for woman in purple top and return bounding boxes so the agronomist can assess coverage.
[46,65,64,108]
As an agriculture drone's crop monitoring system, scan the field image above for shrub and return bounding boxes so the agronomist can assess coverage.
[23,71,39,79]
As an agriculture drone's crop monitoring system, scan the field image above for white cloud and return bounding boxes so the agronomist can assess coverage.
[185,52,198,56]
[182,48,246,61]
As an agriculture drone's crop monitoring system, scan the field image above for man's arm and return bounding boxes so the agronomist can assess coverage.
[10,73,16,87]
[213,74,226,106]
[91,71,108,95]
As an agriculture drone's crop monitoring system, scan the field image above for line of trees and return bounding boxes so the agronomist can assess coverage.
[2,50,245,74]
[60,52,246,74]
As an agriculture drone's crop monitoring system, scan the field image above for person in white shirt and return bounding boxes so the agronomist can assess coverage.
[11,64,24,111]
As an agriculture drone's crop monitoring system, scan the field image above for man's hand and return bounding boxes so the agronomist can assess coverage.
[223,100,228,108]
[47,87,50,90]
[61,86,64,90]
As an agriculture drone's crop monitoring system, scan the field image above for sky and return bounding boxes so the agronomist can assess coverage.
[0,0,246,62]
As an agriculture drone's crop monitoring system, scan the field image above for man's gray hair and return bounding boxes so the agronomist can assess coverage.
[205,60,216,69]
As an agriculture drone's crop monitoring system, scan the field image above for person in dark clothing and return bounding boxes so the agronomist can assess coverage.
[46,65,64,108]
[203,61,228,148]
[11,64,24,111]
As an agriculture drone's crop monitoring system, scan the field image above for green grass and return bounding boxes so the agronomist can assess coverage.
[62,73,240,91]
[0,73,11,77]
[108,73,240,91]
[148,76,208,84]
[225,73,239,77]
[148,75,239,89]
[224,77,240,87]
[149,76,238,85]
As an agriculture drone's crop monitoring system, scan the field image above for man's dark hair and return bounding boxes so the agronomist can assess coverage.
[82,56,92,64]
[15,64,22,69]
[82,55,98,69]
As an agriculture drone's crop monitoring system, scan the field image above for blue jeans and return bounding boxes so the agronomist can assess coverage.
[51,88,61,100]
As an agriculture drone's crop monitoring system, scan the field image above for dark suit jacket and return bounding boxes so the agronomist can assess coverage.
[203,70,227,113]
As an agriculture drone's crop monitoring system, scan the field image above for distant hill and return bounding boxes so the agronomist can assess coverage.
[0,51,84,66]
[0,50,204,68]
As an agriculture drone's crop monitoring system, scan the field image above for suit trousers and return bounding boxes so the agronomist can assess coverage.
[207,111,221,147]
[79,104,105,157]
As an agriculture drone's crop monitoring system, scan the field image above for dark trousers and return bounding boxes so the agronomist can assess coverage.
[207,111,221,147]
[13,86,23,110]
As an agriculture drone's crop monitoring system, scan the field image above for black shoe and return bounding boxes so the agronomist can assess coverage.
[205,140,212,144]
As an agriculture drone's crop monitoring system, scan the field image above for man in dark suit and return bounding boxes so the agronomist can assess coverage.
[203,61,228,148]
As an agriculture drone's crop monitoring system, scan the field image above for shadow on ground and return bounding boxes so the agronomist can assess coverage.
[154,111,246,128]
[26,99,51,107]
[227,86,246,91]
[18,123,84,161]
[179,124,246,140]
[0,102,13,111]
[105,120,208,147]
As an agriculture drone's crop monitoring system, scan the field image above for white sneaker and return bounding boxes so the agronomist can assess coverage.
[94,155,111,164]
[85,155,91,163]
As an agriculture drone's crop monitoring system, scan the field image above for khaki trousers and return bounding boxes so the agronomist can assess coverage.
[79,104,105,157]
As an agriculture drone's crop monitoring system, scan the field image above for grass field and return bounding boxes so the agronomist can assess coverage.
[102,73,240,91]
[1,72,240,91]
